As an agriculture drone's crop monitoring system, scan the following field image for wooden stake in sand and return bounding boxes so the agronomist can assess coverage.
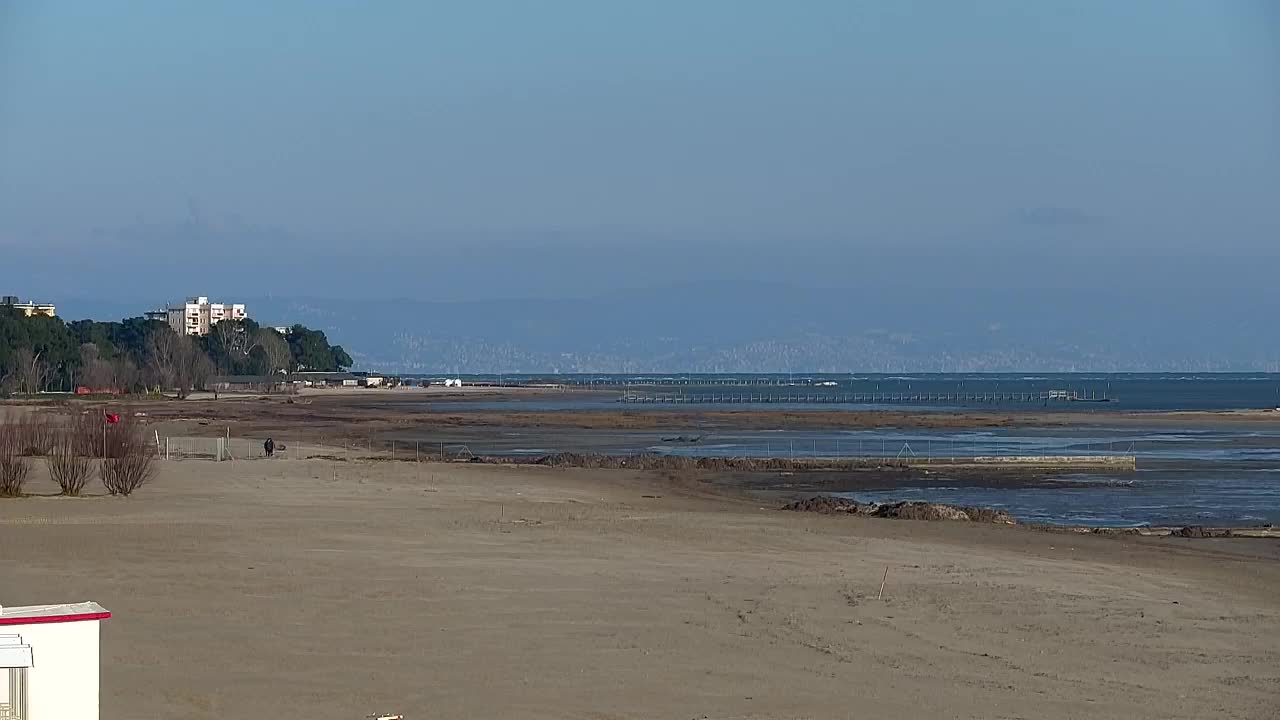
[877,566,889,600]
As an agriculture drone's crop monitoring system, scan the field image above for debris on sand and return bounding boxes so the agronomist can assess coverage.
[782,498,1280,538]
[878,502,1015,524]
[781,496,1016,525]
[780,496,864,514]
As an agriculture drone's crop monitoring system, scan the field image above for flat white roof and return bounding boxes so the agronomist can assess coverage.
[0,643,34,669]
[0,602,110,626]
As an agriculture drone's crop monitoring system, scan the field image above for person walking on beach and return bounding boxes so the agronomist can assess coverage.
[264,437,275,458]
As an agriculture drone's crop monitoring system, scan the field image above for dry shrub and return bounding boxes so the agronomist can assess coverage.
[100,415,156,496]
[0,426,30,497]
[0,410,55,456]
[24,413,55,456]
[66,412,106,458]
[46,425,94,496]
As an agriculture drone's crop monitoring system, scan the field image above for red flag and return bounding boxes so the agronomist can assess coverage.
[104,412,119,424]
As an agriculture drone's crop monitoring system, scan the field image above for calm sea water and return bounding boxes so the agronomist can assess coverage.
[840,471,1280,528]
[432,372,1280,412]
[635,426,1280,527]
[408,373,1280,527]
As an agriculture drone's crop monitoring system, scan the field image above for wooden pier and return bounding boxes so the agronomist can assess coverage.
[568,377,816,387]
[618,390,1108,405]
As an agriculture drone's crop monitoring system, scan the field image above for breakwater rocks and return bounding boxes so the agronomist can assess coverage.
[780,496,1280,538]
[781,496,1016,524]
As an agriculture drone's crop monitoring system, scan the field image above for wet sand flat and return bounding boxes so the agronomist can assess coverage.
[105,390,1280,443]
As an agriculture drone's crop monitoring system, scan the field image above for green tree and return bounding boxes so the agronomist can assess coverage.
[67,319,117,360]
[3,310,352,394]
[204,319,263,374]
[330,344,353,370]
[66,317,168,367]
[0,308,78,392]
[286,325,352,371]
[254,327,291,375]
[113,317,170,364]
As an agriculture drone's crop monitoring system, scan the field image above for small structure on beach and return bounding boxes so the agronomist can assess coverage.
[292,371,361,387]
[209,374,293,393]
[0,602,110,720]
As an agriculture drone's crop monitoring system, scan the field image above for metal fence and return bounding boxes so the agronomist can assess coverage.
[159,436,480,462]
[162,437,328,461]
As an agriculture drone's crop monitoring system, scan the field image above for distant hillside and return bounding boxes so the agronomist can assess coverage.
[106,283,1273,373]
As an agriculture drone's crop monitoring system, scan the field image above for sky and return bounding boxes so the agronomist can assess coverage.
[1,1,1278,304]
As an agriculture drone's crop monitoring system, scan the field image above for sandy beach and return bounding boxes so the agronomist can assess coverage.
[2,450,1278,719]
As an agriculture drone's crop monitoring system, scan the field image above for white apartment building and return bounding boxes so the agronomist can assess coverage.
[148,296,247,336]
[1,295,56,317]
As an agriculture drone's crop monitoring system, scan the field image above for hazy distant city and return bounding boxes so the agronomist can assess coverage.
[71,288,1265,375]
[32,279,1274,375]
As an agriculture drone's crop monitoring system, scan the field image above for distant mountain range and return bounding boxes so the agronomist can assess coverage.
[60,282,1277,373]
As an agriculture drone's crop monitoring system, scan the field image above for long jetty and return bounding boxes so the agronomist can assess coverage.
[618,390,1106,405]
[567,377,825,387]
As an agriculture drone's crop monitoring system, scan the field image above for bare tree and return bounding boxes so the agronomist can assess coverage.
[100,415,156,496]
[47,418,95,496]
[191,351,214,393]
[210,319,262,372]
[12,348,48,395]
[78,341,100,366]
[78,343,113,391]
[147,332,211,398]
[0,420,30,496]
[257,327,291,376]
[110,356,140,392]
[147,331,180,391]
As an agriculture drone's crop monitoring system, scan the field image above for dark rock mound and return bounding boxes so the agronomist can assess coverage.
[781,496,1016,525]
[780,496,865,514]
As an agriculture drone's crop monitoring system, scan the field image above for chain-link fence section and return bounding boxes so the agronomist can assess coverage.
[161,437,347,461]
[158,436,483,462]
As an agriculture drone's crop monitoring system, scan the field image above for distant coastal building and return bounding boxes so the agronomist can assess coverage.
[145,296,247,336]
[209,371,391,392]
[0,295,56,317]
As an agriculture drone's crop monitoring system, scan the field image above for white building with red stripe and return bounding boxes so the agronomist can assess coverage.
[0,602,110,720]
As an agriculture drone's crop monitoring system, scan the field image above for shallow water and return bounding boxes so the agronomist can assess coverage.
[634,427,1280,526]
[640,426,1280,464]
[401,424,1280,527]
[389,374,1280,526]
[838,468,1280,527]
[426,372,1280,411]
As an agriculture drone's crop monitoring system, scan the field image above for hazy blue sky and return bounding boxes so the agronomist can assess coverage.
[1,1,1277,303]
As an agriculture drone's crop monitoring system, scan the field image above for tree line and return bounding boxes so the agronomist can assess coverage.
[0,308,353,397]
